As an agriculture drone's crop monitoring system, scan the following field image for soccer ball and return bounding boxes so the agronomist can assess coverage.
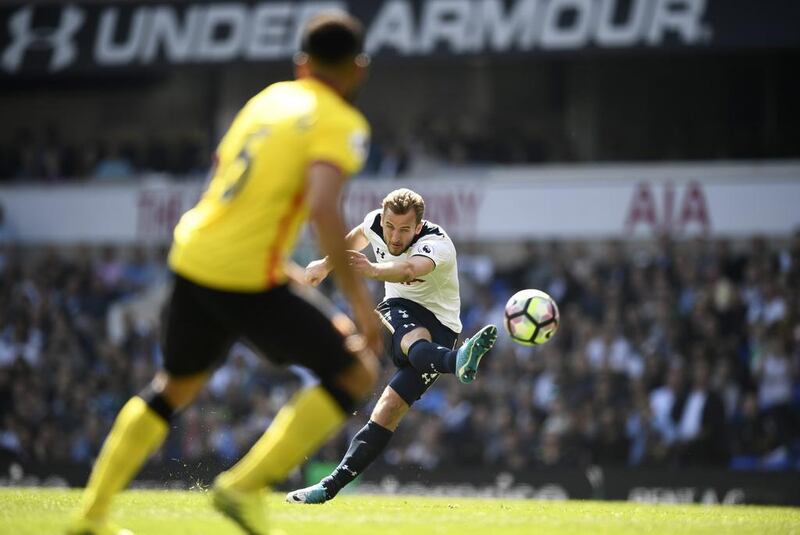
[504,289,560,346]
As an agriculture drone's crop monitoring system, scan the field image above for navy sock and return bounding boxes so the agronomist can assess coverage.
[321,421,393,498]
[407,340,457,374]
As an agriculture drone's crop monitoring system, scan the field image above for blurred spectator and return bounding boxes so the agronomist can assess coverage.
[122,247,160,293]
[649,361,684,450]
[0,203,17,274]
[673,359,729,466]
[92,144,134,181]
[0,203,14,243]
[0,317,44,368]
[730,393,769,468]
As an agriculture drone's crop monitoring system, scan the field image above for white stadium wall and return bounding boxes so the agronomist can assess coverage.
[1,162,799,244]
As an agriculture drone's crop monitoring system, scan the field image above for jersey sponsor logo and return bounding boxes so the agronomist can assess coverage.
[2,5,85,72]
[400,278,425,286]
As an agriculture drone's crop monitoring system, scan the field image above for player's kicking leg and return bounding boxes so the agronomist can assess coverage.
[287,317,498,505]
[286,384,407,504]
[405,324,498,384]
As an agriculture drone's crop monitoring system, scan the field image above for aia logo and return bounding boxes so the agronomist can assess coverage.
[625,181,710,235]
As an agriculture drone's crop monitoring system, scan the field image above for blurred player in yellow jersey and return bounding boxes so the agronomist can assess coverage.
[68,12,381,535]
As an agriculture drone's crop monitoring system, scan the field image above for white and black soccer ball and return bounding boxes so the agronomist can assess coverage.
[503,289,560,346]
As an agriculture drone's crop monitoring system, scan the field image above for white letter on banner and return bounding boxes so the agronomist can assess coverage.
[647,0,707,45]
[419,0,473,54]
[472,0,540,52]
[196,4,247,62]
[95,7,148,65]
[541,0,596,49]
[365,0,415,55]
[246,3,293,60]
[595,0,649,47]
[140,6,199,63]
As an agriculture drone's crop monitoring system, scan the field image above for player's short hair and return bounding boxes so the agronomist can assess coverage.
[300,12,365,67]
[382,188,425,224]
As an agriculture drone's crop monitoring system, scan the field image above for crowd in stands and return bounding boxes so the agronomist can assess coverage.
[0,232,799,475]
[0,128,211,182]
[0,122,557,184]
[4,109,769,182]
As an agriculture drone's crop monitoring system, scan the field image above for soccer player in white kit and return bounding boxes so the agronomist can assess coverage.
[287,188,497,504]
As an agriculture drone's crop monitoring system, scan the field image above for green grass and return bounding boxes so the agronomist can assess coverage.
[0,488,799,535]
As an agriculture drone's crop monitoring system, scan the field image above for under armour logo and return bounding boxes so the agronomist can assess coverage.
[421,372,439,385]
[375,247,386,259]
[342,464,358,477]
[2,6,85,73]
[402,323,415,329]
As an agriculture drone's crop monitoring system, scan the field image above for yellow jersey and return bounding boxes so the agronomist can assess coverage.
[169,77,370,291]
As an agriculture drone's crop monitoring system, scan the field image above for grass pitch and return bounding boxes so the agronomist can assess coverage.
[0,488,798,535]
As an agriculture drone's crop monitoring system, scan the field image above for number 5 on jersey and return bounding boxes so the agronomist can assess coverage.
[222,126,270,200]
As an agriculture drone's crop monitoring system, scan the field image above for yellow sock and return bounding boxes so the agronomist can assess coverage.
[217,386,346,491]
[81,396,169,521]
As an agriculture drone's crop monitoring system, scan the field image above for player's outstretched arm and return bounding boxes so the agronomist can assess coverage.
[347,251,434,283]
[306,162,382,354]
[285,260,308,285]
[306,224,369,286]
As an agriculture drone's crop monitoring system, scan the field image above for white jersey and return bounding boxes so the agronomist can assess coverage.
[362,209,462,334]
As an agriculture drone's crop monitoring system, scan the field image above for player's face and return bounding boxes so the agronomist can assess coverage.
[342,58,369,102]
[382,208,422,255]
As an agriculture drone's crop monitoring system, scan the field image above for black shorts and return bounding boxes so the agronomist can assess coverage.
[161,273,356,387]
[376,298,459,406]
